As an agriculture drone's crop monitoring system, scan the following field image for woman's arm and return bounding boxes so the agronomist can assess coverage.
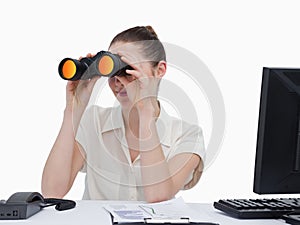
[42,72,99,198]
[139,107,202,203]
[41,109,85,198]
[116,56,203,203]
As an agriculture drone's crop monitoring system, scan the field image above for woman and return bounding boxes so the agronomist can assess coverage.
[42,26,205,203]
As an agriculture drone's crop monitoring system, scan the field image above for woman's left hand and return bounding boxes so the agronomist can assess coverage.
[115,53,161,112]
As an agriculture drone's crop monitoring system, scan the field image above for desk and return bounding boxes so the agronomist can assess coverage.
[0,200,288,225]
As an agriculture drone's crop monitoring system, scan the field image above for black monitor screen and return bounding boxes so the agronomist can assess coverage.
[254,67,300,194]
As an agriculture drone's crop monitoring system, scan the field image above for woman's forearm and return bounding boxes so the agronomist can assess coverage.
[41,110,81,198]
[139,115,175,203]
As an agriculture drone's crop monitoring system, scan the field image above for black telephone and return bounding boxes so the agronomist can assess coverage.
[0,192,76,220]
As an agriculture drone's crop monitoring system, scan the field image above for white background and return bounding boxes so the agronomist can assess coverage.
[0,0,300,203]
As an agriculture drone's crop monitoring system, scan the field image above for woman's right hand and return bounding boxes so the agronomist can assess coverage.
[64,53,100,123]
[65,78,99,110]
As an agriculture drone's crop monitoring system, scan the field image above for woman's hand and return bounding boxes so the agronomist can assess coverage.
[115,53,161,113]
[64,53,100,122]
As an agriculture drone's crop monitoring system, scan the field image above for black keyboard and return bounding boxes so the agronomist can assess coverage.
[214,198,300,219]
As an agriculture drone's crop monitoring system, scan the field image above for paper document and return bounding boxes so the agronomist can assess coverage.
[103,197,213,224]
[104,203,149,223]
[139,197,190,220]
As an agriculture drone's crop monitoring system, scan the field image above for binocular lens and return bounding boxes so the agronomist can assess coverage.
[98,55,114,76]
[61,60,76,79]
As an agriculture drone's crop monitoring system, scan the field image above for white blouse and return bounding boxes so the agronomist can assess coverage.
[76,104,205,201]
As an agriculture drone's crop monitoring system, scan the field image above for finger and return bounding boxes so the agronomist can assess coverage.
[125,69,143,80]
[121,56,150,80]
[86,53,96,58]
[79,53,94,60]
[120,55,139,71]
[67,80,79,88]
[67,80,79,92]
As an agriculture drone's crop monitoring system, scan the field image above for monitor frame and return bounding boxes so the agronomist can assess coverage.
[253,67,300,194]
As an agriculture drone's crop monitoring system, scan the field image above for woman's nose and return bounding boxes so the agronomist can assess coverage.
[114,76,120,85]
[113,76,124,87]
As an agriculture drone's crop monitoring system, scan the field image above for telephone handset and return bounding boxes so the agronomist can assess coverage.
[0,192,76,220]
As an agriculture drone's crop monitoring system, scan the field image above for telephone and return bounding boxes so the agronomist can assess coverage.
[0,192,76,220]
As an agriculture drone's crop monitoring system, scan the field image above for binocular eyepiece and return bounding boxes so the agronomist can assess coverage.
[58,51,131,81]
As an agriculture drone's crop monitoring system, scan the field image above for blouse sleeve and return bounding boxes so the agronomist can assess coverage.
[169,123,206,190]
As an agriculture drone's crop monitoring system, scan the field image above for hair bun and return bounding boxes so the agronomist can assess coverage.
[145,26,158,38]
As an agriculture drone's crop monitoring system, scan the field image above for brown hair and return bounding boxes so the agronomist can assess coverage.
[109,26,166,66]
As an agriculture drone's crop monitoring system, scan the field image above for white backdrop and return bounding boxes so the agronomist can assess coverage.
[0,0,300,203]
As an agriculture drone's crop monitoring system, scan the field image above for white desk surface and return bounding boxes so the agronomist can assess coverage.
[0,200,288,225]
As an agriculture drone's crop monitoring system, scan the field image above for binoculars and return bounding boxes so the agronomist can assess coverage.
[58,51,131,80]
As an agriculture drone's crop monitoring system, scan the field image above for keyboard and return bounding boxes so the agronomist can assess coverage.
[213,198,300,219]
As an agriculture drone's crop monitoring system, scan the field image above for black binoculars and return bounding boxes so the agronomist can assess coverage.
[58,51,131,81]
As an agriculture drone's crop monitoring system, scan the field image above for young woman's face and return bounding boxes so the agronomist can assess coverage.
[107,41,155,105]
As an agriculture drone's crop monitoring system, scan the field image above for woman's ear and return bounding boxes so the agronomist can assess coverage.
[154,61,167,78]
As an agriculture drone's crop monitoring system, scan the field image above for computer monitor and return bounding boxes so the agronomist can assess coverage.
[253,67,300,194]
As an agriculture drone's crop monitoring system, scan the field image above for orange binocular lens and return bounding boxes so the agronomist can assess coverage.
[58,51,130,81]
[98,55,114,76]
[61,60,76,79]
